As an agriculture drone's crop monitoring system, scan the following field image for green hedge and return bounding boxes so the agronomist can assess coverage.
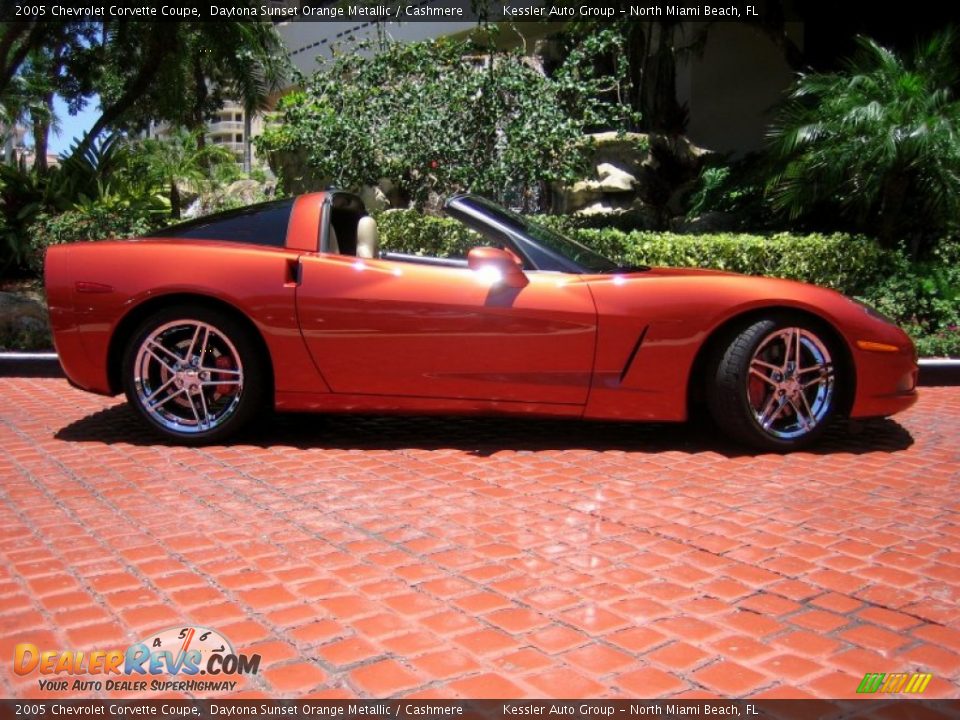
[575,229,889,295]
[377,210,482,259]
[377,210,887,293]
[376,209,959,357]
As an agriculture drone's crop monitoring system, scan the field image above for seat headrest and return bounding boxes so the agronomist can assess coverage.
[356,216,379,259]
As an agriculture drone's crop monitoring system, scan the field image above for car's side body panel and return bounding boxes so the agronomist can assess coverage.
[44,240,328,397]
[273,389,586,417]
[583,268,917,421]
[295,254,597,405]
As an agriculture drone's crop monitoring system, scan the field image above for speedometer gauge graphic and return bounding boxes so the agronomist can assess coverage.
[141,626,234,669]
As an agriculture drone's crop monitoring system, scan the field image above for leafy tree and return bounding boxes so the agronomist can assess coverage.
[556,12,805,134]
[80,21,284,158]
[0,21,55,96]
[100,21,286,158]
[766,30,960,254]
[1,20,285,161]
[0,22,98,171]
[258,34,636,208]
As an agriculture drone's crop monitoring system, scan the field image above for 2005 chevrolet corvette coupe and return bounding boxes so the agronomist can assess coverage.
[44,191,918,450]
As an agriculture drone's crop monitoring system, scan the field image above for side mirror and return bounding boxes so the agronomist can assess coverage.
[467,246,528,288]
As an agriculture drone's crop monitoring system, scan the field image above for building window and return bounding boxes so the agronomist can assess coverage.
[235,134,243,143]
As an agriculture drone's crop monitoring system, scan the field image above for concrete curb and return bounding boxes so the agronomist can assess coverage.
[1,352,958,385]
[0,352,64,378]
[917,358,960,387]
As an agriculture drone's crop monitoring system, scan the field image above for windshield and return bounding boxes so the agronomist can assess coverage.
[449,195,623,273]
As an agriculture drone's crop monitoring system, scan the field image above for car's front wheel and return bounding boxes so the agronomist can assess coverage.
[122,305,266,444]
[707,317,842,450]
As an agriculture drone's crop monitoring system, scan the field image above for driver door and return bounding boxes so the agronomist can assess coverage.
[295,254,597,405]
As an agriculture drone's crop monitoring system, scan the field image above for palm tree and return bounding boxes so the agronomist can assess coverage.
[9,47,60,173]
[766,29,960,254]
[139,129,235,219]
[192,22,287,172]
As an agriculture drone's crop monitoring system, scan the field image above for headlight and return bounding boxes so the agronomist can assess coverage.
[851,297,897,325]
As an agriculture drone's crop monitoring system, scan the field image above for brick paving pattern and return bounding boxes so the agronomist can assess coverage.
[1,378,958,699]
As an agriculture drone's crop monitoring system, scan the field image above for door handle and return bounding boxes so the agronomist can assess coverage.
[285,258,302,287]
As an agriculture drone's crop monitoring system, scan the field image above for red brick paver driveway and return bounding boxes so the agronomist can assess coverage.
[1,379,959,699]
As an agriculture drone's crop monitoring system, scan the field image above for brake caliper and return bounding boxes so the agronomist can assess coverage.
[215,355,237,396]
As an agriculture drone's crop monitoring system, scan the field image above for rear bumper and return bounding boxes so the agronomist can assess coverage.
[45,244,113,395]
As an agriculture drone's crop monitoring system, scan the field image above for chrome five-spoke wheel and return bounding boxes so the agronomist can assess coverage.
[708,317,843,450]
[123,306,265,443]
[747,327,835,440]
[134,320,244,434]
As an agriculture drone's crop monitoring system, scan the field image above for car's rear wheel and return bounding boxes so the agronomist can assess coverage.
[122,305,265,444]
[707,317,841,450]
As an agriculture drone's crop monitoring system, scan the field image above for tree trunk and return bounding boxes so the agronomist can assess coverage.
[170,181,181,220]
[243,105,252,174]
[70,25,171,159]
[31,114,48,173]
[0,21,44,96]
[642,23,685,133]
[191,55,208,152]
[31,89,54,173]
[876,173,909,253]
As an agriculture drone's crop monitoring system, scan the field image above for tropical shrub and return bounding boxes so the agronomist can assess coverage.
[1,134,151,275]
[685,156,767,226]
[27,200,163,274]
[257,33,637,208]
[766,29,960,254]
[858,243,960,357]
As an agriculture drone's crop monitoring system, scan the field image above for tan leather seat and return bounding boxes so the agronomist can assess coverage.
[356,216,379,259]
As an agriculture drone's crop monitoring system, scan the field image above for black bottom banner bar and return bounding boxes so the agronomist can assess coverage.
[1,700,958,720]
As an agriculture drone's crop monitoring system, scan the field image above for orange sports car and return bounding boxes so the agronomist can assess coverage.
[44,191,917,450]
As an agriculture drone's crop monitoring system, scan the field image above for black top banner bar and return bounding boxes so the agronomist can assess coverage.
[1,700,959,720]
[0,0,835,23]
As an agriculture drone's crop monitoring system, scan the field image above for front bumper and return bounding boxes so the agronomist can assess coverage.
[849,344,919,418]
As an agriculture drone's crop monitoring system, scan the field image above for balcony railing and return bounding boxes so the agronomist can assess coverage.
[209,120,244,132]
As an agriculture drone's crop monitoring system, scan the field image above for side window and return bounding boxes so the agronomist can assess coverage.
[378,222,492,260]
[150,198,295,248]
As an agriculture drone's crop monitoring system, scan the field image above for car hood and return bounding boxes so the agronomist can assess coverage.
[581,265,913,353]
[586,264,854,319]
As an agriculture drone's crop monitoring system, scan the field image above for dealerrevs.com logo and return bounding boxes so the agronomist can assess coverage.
[14,626,261,693]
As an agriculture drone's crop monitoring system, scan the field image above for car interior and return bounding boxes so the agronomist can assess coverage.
[326,192,479,269]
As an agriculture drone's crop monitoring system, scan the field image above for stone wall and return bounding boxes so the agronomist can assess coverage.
[553,132,712,229]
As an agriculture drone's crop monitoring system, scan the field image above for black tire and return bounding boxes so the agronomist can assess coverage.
[122,305,267,445]
[706,316,842,451]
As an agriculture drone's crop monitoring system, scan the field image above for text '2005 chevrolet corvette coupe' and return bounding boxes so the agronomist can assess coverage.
[44,191,918,450]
